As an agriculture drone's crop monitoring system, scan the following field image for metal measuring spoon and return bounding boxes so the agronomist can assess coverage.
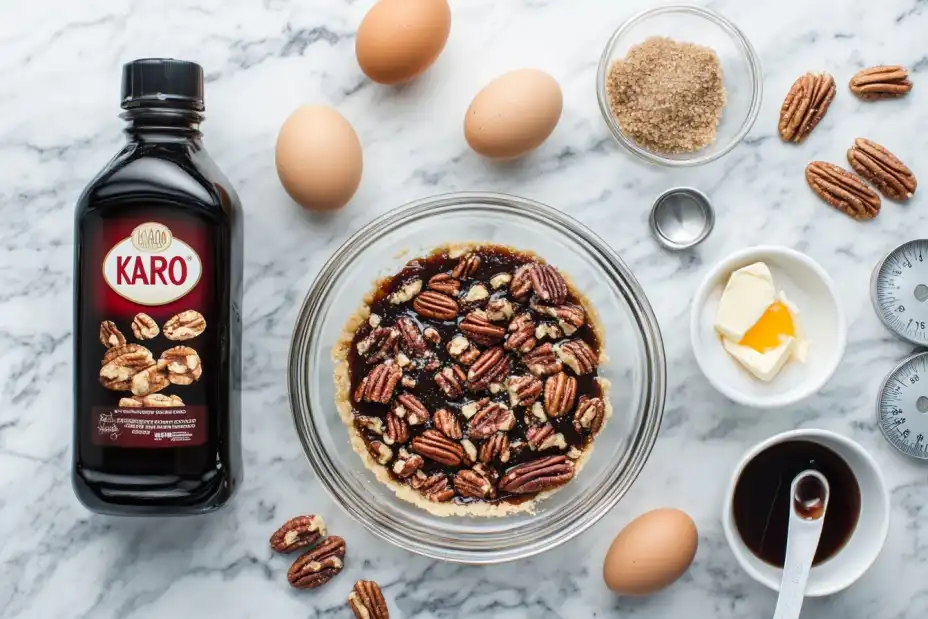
[772,470,830,619]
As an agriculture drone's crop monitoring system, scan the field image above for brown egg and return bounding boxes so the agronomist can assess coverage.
[603,508,698,596]
[464,69,563,160]
[356,0,451,85]
[275,106,363,212]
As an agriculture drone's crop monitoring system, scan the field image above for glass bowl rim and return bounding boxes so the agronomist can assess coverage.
[595,3,764,168]
[287,191,667,563]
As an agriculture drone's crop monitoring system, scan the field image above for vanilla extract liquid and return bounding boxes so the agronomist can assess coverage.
[72,59,243,515]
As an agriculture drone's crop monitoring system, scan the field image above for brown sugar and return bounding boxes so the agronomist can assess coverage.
[606,37,726,154]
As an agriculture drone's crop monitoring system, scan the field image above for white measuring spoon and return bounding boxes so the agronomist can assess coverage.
[772,470,831,619]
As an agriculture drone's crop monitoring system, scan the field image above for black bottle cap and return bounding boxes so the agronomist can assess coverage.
[121,58,204,111]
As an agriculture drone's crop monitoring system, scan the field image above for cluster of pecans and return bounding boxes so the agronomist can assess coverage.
[777,65,917,220]
[270,514,390,618]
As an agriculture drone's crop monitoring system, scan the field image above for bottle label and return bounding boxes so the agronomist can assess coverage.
[82,215,214,448]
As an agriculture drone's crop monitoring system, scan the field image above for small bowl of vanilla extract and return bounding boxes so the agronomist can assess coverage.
[722,429,890,597]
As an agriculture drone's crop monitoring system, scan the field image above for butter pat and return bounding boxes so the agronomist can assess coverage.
[714,263,777,341]
[722,337,795,382]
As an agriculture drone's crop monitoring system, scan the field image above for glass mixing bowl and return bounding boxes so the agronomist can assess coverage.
[289,193,666,563]
[596,4,762,167]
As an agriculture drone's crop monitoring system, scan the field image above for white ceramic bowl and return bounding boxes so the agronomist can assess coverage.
[690,246,846,408]
[722,429,890,597]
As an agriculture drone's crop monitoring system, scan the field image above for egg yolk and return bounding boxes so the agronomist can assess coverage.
[739,301,795,352]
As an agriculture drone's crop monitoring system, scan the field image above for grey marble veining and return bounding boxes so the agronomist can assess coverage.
[2,0,928,617]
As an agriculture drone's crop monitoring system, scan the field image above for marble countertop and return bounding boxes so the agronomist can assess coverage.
[3,0,928,617]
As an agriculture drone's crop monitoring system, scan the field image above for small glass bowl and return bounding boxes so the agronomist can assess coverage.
[289,193,666,564]
[596,4,762,167]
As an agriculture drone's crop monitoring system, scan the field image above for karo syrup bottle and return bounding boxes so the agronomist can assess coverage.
[73,59,243,514]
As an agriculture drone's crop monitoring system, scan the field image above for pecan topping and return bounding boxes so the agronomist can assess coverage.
[163,310,206,341]
[521,343,563,377]
[506,374,543,408]
[574,396,606,435]
[778,72,835,143]
[847,138,917,201]
[468,401,516,439]
[554,339,598,375]
[161,346,203,385]
[395,317,428,356]
[411,429,465,466]
[454,468,496,499]
[119,393,183,408]
[349,580,389,619]
[451,252,481,278]
[423,327,441,345]
[270,515,327,553]
[849,65,912,100]
[462,283,489,303]
[131,313,159,340]
[413,472,455,502]
[288,536,346,589]
[479,432,511,464]
[461,438,478,464]
[526,423,567,451]
[393,393,430,425]
[413,290,459,321]
[434,365,467,399]
[460,311,506,346]
[467,346,511,392]
[99,321,126,348]
[383,412,409,445]
[130,362,170,396]
[485,298,513,322]
[490,272,512,289]
[368,440,393,465]
[510,263,534,301]
[356,415,385,434]
[544,372,577,417]
[354,362,402,403]
[388,278,423,305]
[530,264,568,305]
[357,327,400,363]
[433,408,463,439]
[531,302,585,335]
[99,345,154,390]
[392,449,424,478]
[427,272,461,296]
[498,455,575,494]
[805,161,881,220]
[505,312,537,353]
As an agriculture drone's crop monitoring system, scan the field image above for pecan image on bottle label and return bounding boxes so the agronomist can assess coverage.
[163,310,206,341]
[131,313,160,340]
[119,394,184,408]
[161,346,203,385]
[99,344,154,391]
[130,361,171,396]
[99,321,127,349]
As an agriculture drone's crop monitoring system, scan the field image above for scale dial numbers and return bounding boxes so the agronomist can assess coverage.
[878,353,928,460]
[872,239,928,346]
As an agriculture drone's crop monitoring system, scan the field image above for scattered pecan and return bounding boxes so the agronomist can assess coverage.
[530,302,585,335]
[468,401,516,439]
[454,468,496,500]
[131,313,159,340]
[411,429,465,466]
[544,372,577,417]
[462,283,489,304]
[506,374,543,408]
[355,415,385,435]
[526,423,567,451]
[288,536,346,589]
[423,327,441,345]
[118,393,184,408]
[367,440,393,465]
[530,264,568,305]
[393,393,430,425]
[451,252,481,278]
[394,317,428,356]
[413,290,459,321]
[270,515,327,553]
[521,343,563,378]
[461,438,478,465]
[510,263,534,301]
[434,365,467,399]
[130,361,170,396]
[356,327,400,364]
[161,346,203,385]
[574,396,606,435]
[349,580,389,619]
[505,313,537,353]
[99,345,154,390]
[466,347,511,392]
[433,408,463,439]
[163,310,206,340]
[485,298,513,322]
[460,311,506,345]
[554,339,598,375]
[459,346,480,366]
[778,72,836,143]
[849,65,912,100]
[99,321,126,348]
[392,449,424,478]
[479,432,511,464]
[412,472,455,502]
[387,278,423,305]
[490,272,512,289]
[354,362,402,403]
[427,273,461,296]
[498,455,575,494]
[805,161,881,220]
[383,412,409,446]
[847,138,917,201]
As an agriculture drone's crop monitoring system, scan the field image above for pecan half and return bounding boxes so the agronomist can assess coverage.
[392,449,424,478]
[805,161,881,220]
[847,138,917,201]
[349,580,389,619]
[530,302,585,335]
[554,339,598,375]
[119,393,184,408]
[413,290,459,321]
[288,536,346,589]
[574,396,606,435]
[485,298,514,322]
[383,412,409,446]
[849,65,912,100]
[393,393,430,425]
[413,472,455,502]
[468,401,516,439]
[411,429,465,466]
[521,343,563,378]
[451,252,481,278]
[367,440,393,465]
[479,432,511,464]
[505,313,537,354]
[544,372,577,417]
[510,263,534,301]
[454,468,496,500]
[778,72,836,143]
[466,347,511,392]
[270,515,327,553]
[354,362,402,403]
[526,423,567,451]
[394,317,428,356]
[161,346,203,385]
[434,365,467,399]
[506,374,543,408]
[131,313,159,340]
[498,455,575,494]
[99,321,126,348]
[99,345,154,390]
[530,264,568,305]
[163,310,206,340]
[423,327,441,345]
[130,362,170,396]
[427,273,461,296]
[433,408,463,439]
[355,415,385,435]
[357,327,400,363]
[460,311,506,345]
